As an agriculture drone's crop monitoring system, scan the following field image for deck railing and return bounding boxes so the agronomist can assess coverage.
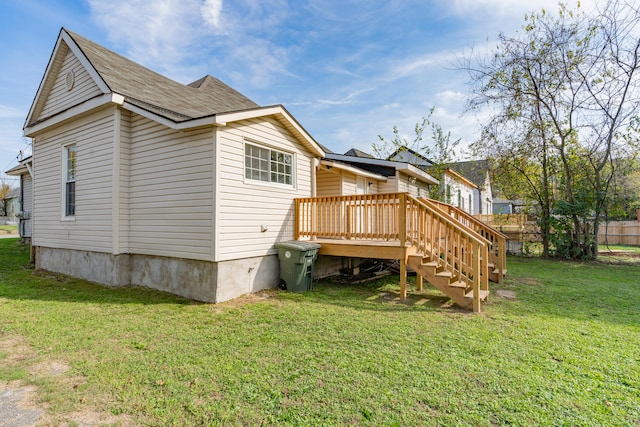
[422,198,508,284]
[295,193,489,310]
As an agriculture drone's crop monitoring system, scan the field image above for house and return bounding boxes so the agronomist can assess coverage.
[445,160,493,215]
[4,156,33,239]
[1,188,20,223]
[386,146,478,212]
[326,149,439,198]
[20,28,506,312]
[22,28,324,303]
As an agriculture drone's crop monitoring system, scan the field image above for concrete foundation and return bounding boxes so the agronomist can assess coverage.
[35,246,281,303]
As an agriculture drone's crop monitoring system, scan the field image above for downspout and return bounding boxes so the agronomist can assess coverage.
[19,174,24,237]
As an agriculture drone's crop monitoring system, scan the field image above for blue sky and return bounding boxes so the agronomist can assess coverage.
[0,0,591,185]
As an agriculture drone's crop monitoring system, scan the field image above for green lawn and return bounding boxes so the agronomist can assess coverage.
[0,224,18,232]
[1,238,639,426]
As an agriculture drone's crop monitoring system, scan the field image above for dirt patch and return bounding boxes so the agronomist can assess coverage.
[0,334,134,426]
[495,290,518,300]
[516,277,545,286]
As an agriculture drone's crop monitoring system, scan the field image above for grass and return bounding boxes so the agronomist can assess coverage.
[0,224,18,232]
[599,244,640,253]
[1,238,639,426]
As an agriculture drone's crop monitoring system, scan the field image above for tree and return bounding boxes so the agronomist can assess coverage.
[465,1,640,259]
[372,107,460,199]
[0,179,12,217]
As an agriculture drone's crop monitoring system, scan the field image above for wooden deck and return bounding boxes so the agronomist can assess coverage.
[313,238,417,259]
[294,193,506,312]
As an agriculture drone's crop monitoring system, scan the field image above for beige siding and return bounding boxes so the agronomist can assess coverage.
[341,172,357,195]
[128,115,214,260]
[22,174,33,238]
[317,168,341,196]
[38,45,102,121]
[217,117,314,261]
[378,175,398,193]
[33,109,115,252]
[118,109,131,252]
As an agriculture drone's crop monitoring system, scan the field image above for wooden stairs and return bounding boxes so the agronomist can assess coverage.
[407,254,490,311]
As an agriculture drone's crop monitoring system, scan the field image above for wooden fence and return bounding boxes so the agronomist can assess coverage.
[598,221,640,246]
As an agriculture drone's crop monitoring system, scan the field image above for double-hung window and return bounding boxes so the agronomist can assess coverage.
[245,143,293,186]
[64,144,76,217]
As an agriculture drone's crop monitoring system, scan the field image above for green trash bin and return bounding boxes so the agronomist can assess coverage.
[275,241,321,292]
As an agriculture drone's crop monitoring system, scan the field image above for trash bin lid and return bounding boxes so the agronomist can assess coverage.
[275,240,321,251]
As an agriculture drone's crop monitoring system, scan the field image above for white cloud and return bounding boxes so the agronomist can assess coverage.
[201,0,223,29]
[88,0,295,87]
[88,0,206,68]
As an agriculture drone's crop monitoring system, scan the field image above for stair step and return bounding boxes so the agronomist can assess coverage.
[464,289,490,300]
[492,269,507,275]
[422,261,440,268]
[449,281,468,289]
[435,271,453,279]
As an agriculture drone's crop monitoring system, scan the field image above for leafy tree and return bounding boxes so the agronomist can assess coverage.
[465,1,640,259]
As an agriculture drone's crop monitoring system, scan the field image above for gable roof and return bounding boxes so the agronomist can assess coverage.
[23,29,324,157]
[445,160,490,188]
[443,168,478,189]
[344,147,375,158]
[5,156,32,177]
[387,146,434,169]
[26,28,258,128]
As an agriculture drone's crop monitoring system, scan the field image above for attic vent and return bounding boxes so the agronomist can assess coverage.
[65,70,75,91]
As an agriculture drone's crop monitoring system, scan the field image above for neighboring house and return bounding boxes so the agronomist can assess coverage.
[22,28,324,303]
[5,156,33,238]
[387,146,483,213]
[440,168,477,214]
[2,188,20,224]
[446,160,493,215]
[327,149,439,198]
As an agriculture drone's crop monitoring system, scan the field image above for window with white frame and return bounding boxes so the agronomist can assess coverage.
[64,144,76,216]
[244,143,293,186]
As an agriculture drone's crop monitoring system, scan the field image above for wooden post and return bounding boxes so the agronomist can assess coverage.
[294,199,300,240]
[400,256,407,300]
[416,274,423,291]
[399,193,407,247]
[472,241,481,313]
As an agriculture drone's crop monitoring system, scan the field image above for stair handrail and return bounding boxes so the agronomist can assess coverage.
[404,195,489,312]
[420,198,507,285]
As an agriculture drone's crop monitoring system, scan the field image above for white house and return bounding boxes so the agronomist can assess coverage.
[5,156,33,239]
[446,160,493,215]
[441,168,477,214]
[22,28,325,303]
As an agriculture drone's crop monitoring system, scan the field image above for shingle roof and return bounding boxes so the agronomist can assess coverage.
[344,148,375,158]
[65,29,259,122]
[445,160,490,187]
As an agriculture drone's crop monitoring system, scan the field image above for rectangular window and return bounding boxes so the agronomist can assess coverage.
[64,145,76,216]
[244,143,292,186]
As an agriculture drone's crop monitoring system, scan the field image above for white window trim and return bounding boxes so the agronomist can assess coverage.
[243,139,296,189]
[61,142,76,221]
